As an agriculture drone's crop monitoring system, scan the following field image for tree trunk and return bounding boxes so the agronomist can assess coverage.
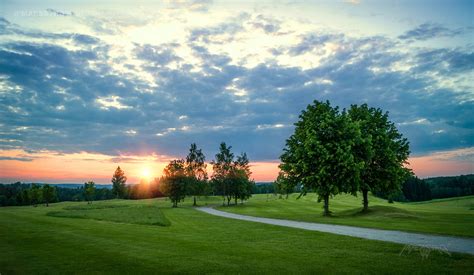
[46,202,49,207]
[323,194,330,216]
[172,200,177,208]
[193,196,197,206]
[286,193,289,199]
[234,197,237,205]
[362,189,369,212]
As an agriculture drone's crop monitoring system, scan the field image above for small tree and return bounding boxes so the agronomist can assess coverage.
[234,152,254,204]
[29,184,42,207]
[84,181,96,204]
[111,166,127,199]
[42,184,57,207]
[211,142,234,206]
[348,104,410,211]
[274,171,295,199]
[160,159,187,207]
[185,143,208,206]
[280,100,363,216]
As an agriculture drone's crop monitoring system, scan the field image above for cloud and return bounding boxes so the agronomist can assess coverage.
[0,14,473,164]
[0,156,33,162]
[344,0,361,4]
[165,0,214,12]
[426,147,474,162]
[46,8,75,17]
[398,23,467,41]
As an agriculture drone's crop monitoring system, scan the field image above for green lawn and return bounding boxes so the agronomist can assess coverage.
[217,193,474,238]
[1,197,473,274]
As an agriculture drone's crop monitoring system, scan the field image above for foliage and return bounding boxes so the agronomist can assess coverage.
[84,181,96,204]
[111,166,127,199]
[160,159,188,207]
[185,143,208,206]
[42,184,57,206]
[211,142,234,205]
[280,100,363,215]
[211,142,254,206]
[29,183,43,207]
[127,178,164,200]
[427,174,474,199]
[376,174,474,202]
[348,104,411,211]
[273,171,296,199]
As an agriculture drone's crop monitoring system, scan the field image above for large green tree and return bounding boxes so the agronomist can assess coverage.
[185,143,208,206]
[84,181,96,204]
[348,104,411,211]
[280,100,364,216]
[160,159,187,207]
[111,166,127,199]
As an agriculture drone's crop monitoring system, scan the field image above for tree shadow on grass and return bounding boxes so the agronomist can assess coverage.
[332,205,420,220]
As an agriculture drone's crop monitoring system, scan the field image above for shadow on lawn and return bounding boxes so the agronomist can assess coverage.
[334,205,420,219]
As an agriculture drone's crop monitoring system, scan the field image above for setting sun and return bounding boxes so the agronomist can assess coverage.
[140,167,152,181]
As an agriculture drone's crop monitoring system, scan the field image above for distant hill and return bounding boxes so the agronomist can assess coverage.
[47,183,113,189]
[1,182,113,189]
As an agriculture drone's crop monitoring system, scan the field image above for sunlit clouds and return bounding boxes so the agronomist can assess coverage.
[0,1,473,183]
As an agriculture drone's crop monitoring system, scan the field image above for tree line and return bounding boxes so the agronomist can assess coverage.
[107,142,254,207]
[0,182,115,207]
[159,142,254,207]
[375,174,474,202]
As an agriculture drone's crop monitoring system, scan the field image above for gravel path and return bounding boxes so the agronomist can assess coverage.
[197,207,474,255]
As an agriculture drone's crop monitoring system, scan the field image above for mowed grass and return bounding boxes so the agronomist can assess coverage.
[217,193,474,238]
[1,198,473,274]
[47,201,170,226]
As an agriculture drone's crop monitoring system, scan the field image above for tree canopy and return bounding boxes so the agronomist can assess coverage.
[211,142,254,206]
[160,159,188,207]
[42,184,57,207]
[348,104,411,210]
[185,143,208,206]
[111,166,127,199]
[280,100,366,215]
[84,181,96,204]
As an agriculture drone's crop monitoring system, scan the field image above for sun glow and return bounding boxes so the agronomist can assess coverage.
[140,167,152,182]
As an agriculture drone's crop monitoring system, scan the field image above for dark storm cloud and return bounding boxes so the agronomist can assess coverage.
[0,17,473,162]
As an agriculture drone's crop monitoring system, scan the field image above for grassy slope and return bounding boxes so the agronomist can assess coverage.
[217,193,474,238]
[1,198,473,274]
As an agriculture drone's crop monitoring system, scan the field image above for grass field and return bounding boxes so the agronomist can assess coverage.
[217,193,474,238]
[1,197,473,274]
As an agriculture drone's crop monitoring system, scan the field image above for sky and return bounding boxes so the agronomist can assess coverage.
[0,0,473,184]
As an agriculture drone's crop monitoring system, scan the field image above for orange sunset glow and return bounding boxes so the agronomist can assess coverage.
[1,148,472,184]
[0,0,473,185]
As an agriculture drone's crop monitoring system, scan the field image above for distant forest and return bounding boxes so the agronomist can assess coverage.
[374,174,474,202]
[1,174,473,206]
[256,174,474,203]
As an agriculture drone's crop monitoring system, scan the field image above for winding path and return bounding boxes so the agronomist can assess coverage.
[197,207,474,255]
